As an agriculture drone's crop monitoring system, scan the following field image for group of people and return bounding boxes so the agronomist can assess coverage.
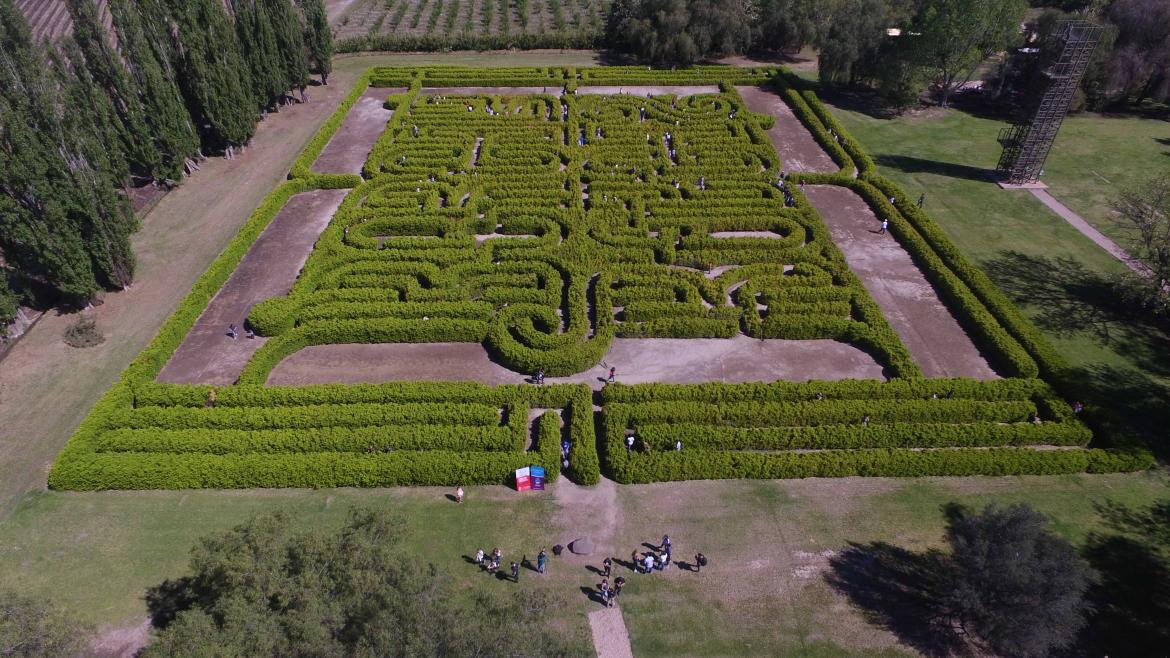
[474,546,551,583]
[475,546,521,582]
[775,171,801,208]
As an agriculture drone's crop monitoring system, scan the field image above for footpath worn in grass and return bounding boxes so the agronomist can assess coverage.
[0,473,1165,654]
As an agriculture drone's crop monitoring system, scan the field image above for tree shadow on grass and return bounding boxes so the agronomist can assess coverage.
[872,154,993,183]
[145,577,199,629]
[982,251,1170,349]
[1072,500,1170,657]
[824,542,968,658]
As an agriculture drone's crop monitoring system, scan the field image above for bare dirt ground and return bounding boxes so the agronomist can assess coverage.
[89,617,151,658]
[577,85,720,97]
[422,86,565,96]
[311,87,397,174]
[266,336,886,387]
[157,189,347,386]
[588,607,635,658]
[805,185,998,379]
[736,86,838,173]
[0,68,362,516]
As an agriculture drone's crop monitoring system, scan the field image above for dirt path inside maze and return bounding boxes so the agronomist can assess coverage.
[311,87,397,174]
[266,336,886,387]
[737,85,997,379]
[736,86,838,173]
[806,186,998,379]
[157,189,347,385]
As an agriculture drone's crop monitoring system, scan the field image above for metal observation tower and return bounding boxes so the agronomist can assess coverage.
[996,21,1102,185]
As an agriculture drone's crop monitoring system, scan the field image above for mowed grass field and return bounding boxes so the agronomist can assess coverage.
[1,473,1167,655]
[0,53,1167,655]
[827,100,1170,456]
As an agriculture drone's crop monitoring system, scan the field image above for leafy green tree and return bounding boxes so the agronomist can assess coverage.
[0,0,136,298]
[753,0,819,54]
[235,0,286,109]
[815,0,893,85]
[606,0,753,66]
[938,503,1089,657]
[265,0,310,95]
[1103,0,1170,105]
[0,589,89,657]
[108,0,202,182]
[65,0,160,180]
[0,276,18,326]
[298,0,333,84]
[1110,171,1170,312]
[909,0,1028,106]
[163,0,257,149]
[142,509,581,657]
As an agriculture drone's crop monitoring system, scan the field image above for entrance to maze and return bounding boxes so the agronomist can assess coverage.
[48,67,1152,492]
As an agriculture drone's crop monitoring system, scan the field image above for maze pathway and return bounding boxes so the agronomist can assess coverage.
[312,87,397,174]
[806,186,998,379]
[157,189,347,385]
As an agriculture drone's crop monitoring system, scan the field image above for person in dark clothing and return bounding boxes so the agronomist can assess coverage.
[510,561,520,582]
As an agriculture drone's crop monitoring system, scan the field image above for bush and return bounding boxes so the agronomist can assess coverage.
[62,314,104,348]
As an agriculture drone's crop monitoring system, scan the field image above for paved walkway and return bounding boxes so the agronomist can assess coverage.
[1030,189,1152,278]
[806,186,997,379]
[157,189,347,385]
[588,607,635,658]
[266,336,886,387]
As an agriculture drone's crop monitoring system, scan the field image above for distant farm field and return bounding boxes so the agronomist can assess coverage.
[329,0,609,51]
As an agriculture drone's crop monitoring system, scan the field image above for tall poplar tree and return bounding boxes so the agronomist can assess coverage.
[266,0,309,94]
[298,0,332,84]
[65,0,160,180]
[108,0,201,182]
[164,0,257,149]
[0,0,136,299]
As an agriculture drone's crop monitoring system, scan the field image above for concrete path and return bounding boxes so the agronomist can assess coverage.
[1030,188,1152,278]
[588,607,635,658]
[735,86,837,173]
[157,189,347,385]
[266,335,886,387]
[311,87,395,174]
[805,186,998,379]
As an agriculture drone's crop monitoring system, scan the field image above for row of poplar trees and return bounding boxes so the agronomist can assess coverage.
[0,0,333,322]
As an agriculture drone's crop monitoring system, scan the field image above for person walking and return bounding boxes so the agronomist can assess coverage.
[661,535,671,552]
[608,366,616,384]
[455,486,464,503]
[537,549,547,574]
[475,548,485,566]
[603,557,612,578]
[675,440,682,452]
[228,323,238,340]
[917,193,925,208]
[878,219,888,234]
[600,578,611,607]
[510,561,520,582]
[614,576,626,596]
[643,553,655,574]
[694,552,707,573]
[632,550,641,572]
[206,388,217,408]
[626,435,634,452]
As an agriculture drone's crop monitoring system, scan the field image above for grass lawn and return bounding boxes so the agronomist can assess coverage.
[1043,113,1170,247]
[1,473,1166,655]
[826,98,1170,456]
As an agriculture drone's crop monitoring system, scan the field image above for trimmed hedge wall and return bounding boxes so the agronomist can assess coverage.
[49,66,1151,491]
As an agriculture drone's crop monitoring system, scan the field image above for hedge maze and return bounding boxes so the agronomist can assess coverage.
[49,66,1152,490]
